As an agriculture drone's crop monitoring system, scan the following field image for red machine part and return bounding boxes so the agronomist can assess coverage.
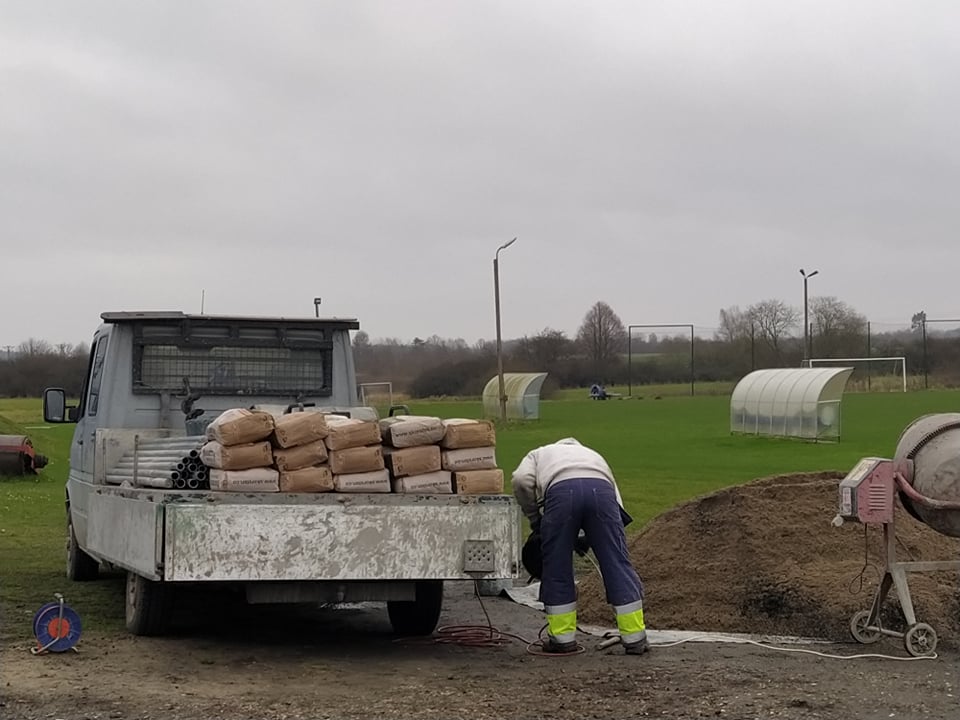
[0,435,49,475]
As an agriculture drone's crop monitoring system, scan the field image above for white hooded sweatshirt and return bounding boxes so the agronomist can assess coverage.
[511,438,625,527]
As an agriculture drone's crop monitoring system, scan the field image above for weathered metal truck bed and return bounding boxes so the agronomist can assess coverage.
[87,486,520,582]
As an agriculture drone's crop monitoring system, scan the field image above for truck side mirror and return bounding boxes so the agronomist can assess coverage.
[43,387,76,423]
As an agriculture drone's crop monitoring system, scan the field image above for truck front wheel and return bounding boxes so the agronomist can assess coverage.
[66,514,99,581]
[387,580,444,636]
[125,571,172,636]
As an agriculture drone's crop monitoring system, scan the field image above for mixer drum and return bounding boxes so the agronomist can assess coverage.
[894,413,960,537]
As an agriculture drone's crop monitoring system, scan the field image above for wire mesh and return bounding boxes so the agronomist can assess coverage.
[136,344,328,395]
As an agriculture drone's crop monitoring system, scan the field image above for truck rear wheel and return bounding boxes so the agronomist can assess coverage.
[387,580,443,636]
[125,571,172,636]
[66,514,99,581]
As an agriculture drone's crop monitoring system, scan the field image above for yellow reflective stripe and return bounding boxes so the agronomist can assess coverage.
[616,608,645,637]
[546,611,577,643]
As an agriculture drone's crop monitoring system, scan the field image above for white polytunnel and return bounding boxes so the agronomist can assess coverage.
[730,367,854,441]
[482,372,548,420]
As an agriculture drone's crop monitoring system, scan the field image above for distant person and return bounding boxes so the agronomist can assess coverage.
[512,438,647,655]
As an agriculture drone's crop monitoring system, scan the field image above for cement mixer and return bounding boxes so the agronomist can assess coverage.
[833,413,960,656]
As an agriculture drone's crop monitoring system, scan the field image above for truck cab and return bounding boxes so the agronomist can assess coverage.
[45,311,520,636]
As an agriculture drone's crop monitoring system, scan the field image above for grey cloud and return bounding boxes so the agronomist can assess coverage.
[2,1,959,346]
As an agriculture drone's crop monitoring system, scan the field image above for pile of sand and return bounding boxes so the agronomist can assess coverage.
[578,472,960,643]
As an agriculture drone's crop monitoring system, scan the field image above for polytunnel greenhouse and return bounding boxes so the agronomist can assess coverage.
[730,367,854,441]
[482,372,548,420]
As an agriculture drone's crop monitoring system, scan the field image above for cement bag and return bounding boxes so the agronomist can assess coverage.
[273,412,329,448]
[441,446,497,472]
[205,408,275,446]
[210,467,279,492]
[201,440,273,470]
[324,416,381,451]
[383,444,441,478]
[440,418,496,449]
[329,445,384,475]
[279,465,334,493]
[392,470,452,494]
[333,468,391,493]
[379,416,445,448]
[273,441,329,472]
[453,468,504,494]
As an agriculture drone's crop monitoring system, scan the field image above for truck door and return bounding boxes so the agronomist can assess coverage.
[77,333,110,479]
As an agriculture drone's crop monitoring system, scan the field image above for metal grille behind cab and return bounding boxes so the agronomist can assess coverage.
[138,345,328,396]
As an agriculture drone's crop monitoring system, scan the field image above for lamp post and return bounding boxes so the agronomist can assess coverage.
[799,269,818,363]
[313,297,322,318]
[494,237,517,422]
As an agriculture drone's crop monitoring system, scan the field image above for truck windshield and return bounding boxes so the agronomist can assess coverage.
[130,322,333,396]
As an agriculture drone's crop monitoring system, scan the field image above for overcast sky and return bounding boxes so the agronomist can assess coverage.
[3,1,959,348]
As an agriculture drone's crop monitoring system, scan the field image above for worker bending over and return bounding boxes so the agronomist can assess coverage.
[512,438,647,655]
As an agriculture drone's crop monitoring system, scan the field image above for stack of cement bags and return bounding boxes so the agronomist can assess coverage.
[325,416,389,492]
[201,409,279,492]
[440,419,503,493]
[380,416,449,493]
[271,411,333,492]
[379,416,504,494]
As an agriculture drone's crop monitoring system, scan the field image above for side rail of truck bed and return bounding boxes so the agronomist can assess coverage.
[85,429,521,583]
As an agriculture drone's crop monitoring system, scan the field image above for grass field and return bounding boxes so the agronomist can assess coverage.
[3,390,960,641]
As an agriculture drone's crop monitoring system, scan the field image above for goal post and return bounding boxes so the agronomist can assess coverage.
[801,357,907,393]
[359,382,394,409]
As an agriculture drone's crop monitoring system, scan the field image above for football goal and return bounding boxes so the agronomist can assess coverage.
[801,357,907,392]
[359,382,394,409]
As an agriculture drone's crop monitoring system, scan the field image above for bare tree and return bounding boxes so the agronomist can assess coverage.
[18,338,52,356]
[515,328,574,370]
[809,296,867,357]
[716,306,753,343]
[576,301,626,379]
[747,299,800,361]
[912,311,927,332]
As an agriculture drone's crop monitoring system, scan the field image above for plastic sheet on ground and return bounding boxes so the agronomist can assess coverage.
[503,581,825,646]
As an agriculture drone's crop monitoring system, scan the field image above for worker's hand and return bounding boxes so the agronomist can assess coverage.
[574,532,590,557]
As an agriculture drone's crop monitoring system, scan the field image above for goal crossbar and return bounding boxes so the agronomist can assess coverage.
[802,357,906,393]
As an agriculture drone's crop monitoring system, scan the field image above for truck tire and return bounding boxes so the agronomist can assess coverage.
[66,514,99,581]
[125,571,172,636]
[387,580,443,636]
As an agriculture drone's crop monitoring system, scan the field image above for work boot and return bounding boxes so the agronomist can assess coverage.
[541,637,578,654]
[623,637,649,655]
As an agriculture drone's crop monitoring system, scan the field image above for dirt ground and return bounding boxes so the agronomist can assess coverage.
[2,582,959,720]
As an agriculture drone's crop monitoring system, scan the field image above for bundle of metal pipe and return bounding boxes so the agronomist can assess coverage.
[105,436,210,490]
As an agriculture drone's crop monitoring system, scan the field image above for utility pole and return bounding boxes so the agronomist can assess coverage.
[800,268,819,363]
[493,237,517,422]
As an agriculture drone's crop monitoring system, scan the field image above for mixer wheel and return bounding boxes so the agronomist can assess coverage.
[849,610,882,644]
[904,623,938,657]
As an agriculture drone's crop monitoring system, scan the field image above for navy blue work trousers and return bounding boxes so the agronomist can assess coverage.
[539,477,643,608]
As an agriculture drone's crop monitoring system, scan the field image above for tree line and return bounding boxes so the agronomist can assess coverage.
[2,299,957,398]
[354,298,960,397]
[0,340,90,398]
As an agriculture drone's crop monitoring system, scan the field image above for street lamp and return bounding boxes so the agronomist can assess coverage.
[313,297,322,318]
[494,237,517,422]
[799,269,819,363]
